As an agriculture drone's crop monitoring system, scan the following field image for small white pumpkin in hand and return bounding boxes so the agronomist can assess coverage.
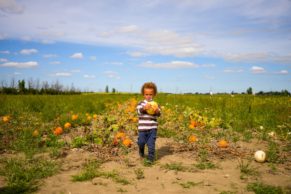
[254,150,266,163]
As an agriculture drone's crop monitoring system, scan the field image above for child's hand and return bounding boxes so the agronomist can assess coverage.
[144,103,151,110]
[155,108,160,114]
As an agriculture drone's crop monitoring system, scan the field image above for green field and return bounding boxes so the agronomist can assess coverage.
[0,93,289,131]
[0,93,290,193]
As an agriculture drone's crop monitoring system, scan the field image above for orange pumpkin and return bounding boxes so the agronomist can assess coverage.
[53,127,63,136]
[2,116,10,123]
[71,114,78,121]
[64,122,71,129]
[189,120,197,129]
[188,135,198,143]
[122,138,132,147]
[218,140,228,148]
[32,130,39,137]
[113,137,119,146]
[115,132,126,140]
[131,117,138,123]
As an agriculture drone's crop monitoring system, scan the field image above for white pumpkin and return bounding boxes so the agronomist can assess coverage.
[268,131,275,138]
[254,150,266,163]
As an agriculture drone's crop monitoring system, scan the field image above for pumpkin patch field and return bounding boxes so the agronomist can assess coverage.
[0,93,290,194]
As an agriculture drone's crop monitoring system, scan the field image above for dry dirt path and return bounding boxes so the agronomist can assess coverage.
[37,138,291,194]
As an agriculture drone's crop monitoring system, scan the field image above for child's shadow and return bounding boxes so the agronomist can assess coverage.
[157,145,173,160]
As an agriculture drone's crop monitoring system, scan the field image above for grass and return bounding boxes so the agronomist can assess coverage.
[157,94,289,133]
[194,161,216,170]
[237,159,259,179]
[71,136,88,148]
[72,160,102,181]
[117,188,128,193]
[219,191,236,194]
[0,94,130,122]
[247,182,284,194]
[72,160,130,185]
[0,93,290,192]
[134,168,145,180]
[101,170,130,185]
[174,181,204,189]
[0,156,58,193]
[1,94,289,134]
[266,140,285,163]
[160,162,189,172]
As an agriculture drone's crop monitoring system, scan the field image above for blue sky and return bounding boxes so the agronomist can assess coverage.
[0,0,290,93]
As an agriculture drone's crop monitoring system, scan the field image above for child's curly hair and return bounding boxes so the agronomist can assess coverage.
[141,82,158,95]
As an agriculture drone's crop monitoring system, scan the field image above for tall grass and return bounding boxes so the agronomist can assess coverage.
[0,94,134,122]
[156,94,290,133]
[0,93,289,132]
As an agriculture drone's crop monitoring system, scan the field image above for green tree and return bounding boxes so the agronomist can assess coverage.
[18,79,26,94]
[246,87,253,95]
[105,85,109,93]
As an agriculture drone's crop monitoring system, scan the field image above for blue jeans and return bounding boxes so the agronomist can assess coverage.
[137,129,157,161]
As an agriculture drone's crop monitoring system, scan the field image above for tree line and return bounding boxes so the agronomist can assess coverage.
[0,79,289,96]
[0,79,81,95]
[244,87,290,96]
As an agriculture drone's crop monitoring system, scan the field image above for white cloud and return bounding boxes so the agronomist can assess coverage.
[98,28,202,57]
[90,56,96,60]
[51,72,72,77]
[108,62,123,66]
[127,51,146,57]
[222,52,291,65]
[275,70,288,75]
[118,25,139,33]
[21,36,32,41]
[20,49,38,55]
[84,74,96,79]
[142,30,202,57]
[40,30,65,39]
[104,71,120,79]
[204,75,215,80]
[0,58,8,62]
[43,54,57,58]
[224,68,244,73]
[0,50,10,54]
[145,46,201,57]
[13,72,22,75]
[140,61,199,69]
[0,33,8,40]
[1,61,38,68]
[70,52,83,59]
[49,61,61,65]
[41,39,55,44]
[201,64,216,68]
[251,66,265,74]
[0,0,24,14]
[0,1,290,64]
[223,52,269,63]
[71,69,81,73]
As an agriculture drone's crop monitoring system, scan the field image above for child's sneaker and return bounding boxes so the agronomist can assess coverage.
[139,148,145,158]
[143,158,154,166]
[139,152,145,159]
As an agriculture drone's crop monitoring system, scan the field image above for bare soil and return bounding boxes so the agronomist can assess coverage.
[35,137,291,194]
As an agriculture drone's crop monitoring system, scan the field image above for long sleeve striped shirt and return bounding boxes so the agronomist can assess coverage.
[136,99,161,131]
